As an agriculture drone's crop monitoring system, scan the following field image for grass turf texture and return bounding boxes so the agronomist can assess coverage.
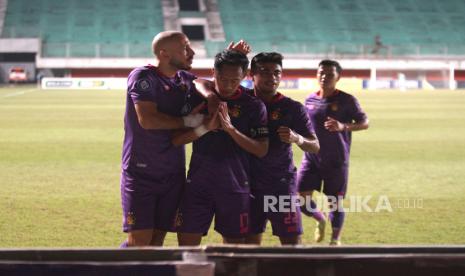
[1,85,464,247]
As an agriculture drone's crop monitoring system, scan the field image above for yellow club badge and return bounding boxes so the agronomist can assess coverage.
[229,105,241,118]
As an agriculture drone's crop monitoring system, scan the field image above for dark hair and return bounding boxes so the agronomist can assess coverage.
[251,52,283,74]
[214,50,249,73]
[318,59,342,74]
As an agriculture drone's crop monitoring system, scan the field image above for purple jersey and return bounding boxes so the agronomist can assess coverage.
[251,93,314,193]
[301,90,367,169]
[188,87,268,193]
[121,65,203,178]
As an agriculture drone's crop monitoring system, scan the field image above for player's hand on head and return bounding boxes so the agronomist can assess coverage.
[227,39,252,55]
[324,116,344,132]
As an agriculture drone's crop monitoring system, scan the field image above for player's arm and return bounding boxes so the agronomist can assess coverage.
[193,79,221,116]
[325,96,370,132]
[135,101,204,130]
[277,126,320,153]
[324,116,369,132]
[171,110,219,146]
[218,103,268,158]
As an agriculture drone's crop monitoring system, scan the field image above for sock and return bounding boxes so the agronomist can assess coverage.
[301,199,326,222]
[329,210,345,240]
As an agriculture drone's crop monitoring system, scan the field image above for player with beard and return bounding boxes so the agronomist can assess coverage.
[120,31,205,247]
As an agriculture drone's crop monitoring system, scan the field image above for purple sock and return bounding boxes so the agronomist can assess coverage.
[301,199,326,222]
[120,240,129,248]
[329,210,345,240]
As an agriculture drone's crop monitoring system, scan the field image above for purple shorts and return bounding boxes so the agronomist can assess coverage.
[249,191,303,237]
[297,164,348,197]
[176,175,250,238]
[120,169,185,233]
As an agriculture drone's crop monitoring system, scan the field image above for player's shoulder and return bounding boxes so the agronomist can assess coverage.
[128,65,157,81]
[281,94,303,107]
[304,91,319,103]
[336,90,360,105]
[242,87,263,105]
[336,89,356,99]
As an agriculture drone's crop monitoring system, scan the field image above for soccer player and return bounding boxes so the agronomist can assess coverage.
[172,50,269,246]
[244,52,320,245]
[120,31,207,247]
[297,59,369,246]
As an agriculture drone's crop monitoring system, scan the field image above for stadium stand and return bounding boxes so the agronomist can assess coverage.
[1,0,465,58]
[214,0,465,57]
[2,0,465,58]
[1,0,164,57]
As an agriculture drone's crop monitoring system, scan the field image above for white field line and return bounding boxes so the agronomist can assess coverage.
[2,88,39,98]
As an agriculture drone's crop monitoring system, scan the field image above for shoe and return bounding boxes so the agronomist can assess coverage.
[329,238,341,246]
[314,219,326,243]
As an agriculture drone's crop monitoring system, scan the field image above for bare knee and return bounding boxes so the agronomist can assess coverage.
[244,234,262,245]
[127,229,154,246]
[279,235,301,245]
[150,229,167,246]
[178,232,202,246]
[223,236,245,244]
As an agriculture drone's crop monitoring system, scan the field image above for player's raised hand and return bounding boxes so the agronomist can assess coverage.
[218,102,235,133]
[324,116,345,132]
[227,39,252,55]
[277,126,299,144]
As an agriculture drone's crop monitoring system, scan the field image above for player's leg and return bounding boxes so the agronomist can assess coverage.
[127,230,156,246]
[245,193,267,245]
[150,173,186,246]
[120,170,159,247]
[176,175,215,246]
[323,166,348,246]
[279,235,301,245]
[245,233,263,244]
[215,193,250,245]
[297,171,327,242]
[269,195,303,245]
[150,229,167,246]
[177,232,203,246]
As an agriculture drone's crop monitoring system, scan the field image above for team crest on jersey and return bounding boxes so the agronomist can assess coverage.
[229,105,241,118]
[136,79,151,91]
[330,103,339,111]
[270,109,281,120]
[126,212,136,225]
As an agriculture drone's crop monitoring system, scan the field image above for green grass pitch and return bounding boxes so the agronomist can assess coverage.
[1,85,464,247]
